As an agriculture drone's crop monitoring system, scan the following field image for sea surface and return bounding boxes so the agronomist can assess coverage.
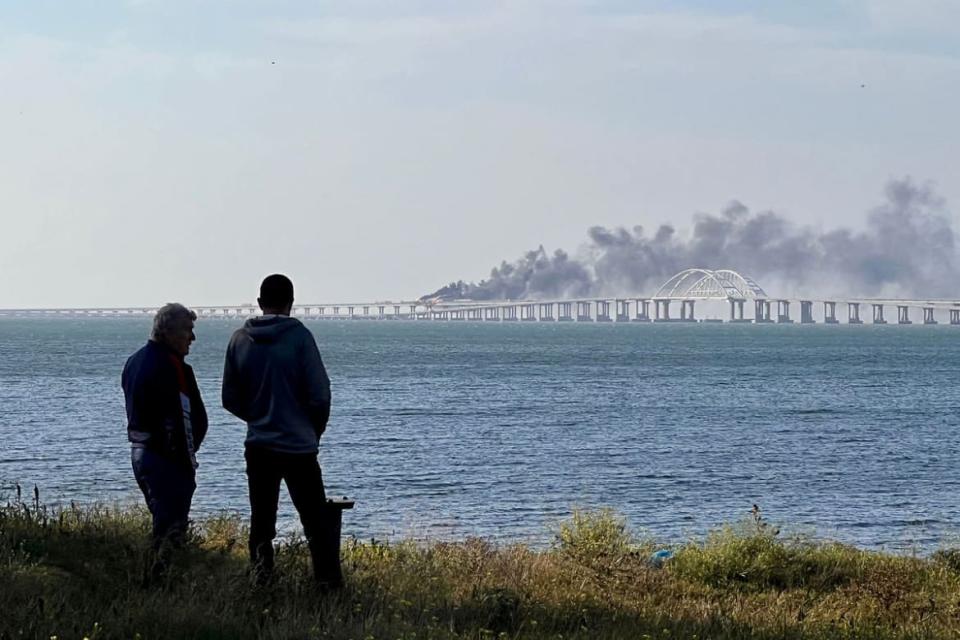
[1,317,958,552]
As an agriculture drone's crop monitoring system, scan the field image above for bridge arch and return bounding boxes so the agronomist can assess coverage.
[653,269,767,299]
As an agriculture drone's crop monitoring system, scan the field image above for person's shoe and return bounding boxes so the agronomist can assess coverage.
[314,579,344,595]
[141,541,173,588]
[140,559,167,588]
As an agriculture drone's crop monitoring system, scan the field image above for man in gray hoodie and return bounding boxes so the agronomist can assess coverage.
[222,274,337,586]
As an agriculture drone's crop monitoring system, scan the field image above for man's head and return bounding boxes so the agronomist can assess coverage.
[151,303,197,357]
[258,274,294,315]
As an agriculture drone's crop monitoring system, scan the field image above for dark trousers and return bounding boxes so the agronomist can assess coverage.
[245,445,341,584]
[131,447,196,550]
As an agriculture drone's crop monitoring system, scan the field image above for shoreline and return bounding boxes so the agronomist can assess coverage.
[1,482,952,557]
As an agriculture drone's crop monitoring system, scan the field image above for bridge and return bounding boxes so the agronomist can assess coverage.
[3,269,960,325]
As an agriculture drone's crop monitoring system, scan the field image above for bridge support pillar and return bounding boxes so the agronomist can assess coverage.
[654,299,671,322]
[615,299,630,322]
[848,302,863,324]
[484,307,501,321]
[729,298,748,322]
[633,299,651,322]
[897,305,912,325]
[800,300,815,324]
[538,303,555,321]
[503,306,518,321]
[923,306,937,325]
[596,300,612,322]
[823,301,838,324]
[576,301,592,322]
[951,308,960,325]
[872,304,886,324]
[777,300,793,324]
[680,300,695,322]
[558,302,573,321]
[754,299,772,323]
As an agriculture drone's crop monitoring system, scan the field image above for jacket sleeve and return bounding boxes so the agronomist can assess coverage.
[221,335,250,422]
[301,331,331,436]
[122,354,162,438]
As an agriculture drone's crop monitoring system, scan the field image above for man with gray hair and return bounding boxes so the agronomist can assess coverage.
[122,303,208,579]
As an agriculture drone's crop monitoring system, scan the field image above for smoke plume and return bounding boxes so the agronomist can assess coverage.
[424,178,957,300]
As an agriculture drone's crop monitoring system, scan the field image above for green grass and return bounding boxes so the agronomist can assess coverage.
[3,497,960,639]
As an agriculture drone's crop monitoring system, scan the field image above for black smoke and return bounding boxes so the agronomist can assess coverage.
[425,246,592,301]
[423,178,957,300]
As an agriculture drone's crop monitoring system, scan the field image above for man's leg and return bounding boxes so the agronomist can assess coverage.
[166,463,197,547]
[284,454,342,587]
[132,447,161,542]
[245,445,282,583]
[131,448,196,580]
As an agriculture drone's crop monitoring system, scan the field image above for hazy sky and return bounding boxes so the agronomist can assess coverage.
[2,1,959,307]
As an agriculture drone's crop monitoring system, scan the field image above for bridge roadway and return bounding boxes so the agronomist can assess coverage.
[3,296,960,325]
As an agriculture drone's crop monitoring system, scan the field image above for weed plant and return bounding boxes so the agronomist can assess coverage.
[2,492,960,639]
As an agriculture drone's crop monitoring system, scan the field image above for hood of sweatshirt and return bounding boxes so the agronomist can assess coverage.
[241,315,302,343]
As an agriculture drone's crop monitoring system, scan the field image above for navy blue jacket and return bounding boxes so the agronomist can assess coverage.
[122,341,208,468]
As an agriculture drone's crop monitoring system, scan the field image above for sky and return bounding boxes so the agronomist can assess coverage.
[2,0,959,307]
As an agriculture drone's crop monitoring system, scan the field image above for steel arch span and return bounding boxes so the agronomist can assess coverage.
[654,269,767,299]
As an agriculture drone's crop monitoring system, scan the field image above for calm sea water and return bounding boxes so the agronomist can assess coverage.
[1,317,958,552]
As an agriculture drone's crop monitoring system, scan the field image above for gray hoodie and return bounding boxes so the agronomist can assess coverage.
[222,316,331,454]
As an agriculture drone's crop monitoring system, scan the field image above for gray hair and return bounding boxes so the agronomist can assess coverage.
[151,303,197,341]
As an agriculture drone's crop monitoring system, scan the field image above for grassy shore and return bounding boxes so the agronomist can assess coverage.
[3,496,960,639]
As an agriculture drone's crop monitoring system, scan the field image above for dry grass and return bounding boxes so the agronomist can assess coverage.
[2,495,960,639]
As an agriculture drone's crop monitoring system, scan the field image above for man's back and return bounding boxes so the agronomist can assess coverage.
[222,315,331,454]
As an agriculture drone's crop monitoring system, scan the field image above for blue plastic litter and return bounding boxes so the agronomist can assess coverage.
[649,549,674,567]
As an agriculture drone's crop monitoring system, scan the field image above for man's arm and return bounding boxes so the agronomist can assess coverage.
[221,336,250,422]
[301,332,331,436]
[123,353,161,440]
[186,366,209,450]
